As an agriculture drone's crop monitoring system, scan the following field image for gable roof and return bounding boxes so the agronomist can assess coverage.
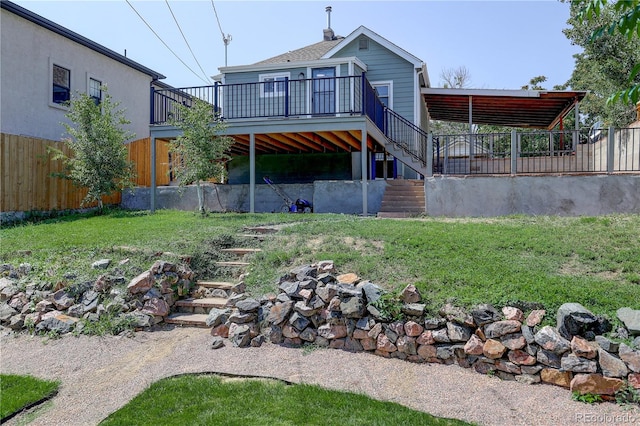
[254,39,344,65]
[1,0,165,80]
[323,26,424,68]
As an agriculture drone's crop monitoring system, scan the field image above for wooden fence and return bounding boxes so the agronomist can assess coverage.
[1,134,170,213]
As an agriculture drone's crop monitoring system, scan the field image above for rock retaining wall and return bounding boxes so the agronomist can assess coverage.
[215,262,640,398]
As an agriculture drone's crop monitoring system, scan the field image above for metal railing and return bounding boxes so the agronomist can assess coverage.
[151,75,367,124]
[385,108,428,166]
[432,127,640,175]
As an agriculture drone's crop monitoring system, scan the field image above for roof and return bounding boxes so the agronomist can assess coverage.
[1,1,165,80]
[254,39,344,65]
[323,26,424,69]
[422,88,587,130]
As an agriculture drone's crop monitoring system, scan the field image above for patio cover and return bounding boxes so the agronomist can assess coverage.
[421,88,587,130]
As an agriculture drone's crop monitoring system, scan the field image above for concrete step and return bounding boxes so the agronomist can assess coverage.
[382,195,424,202]
[175,297,228,309]
[197,280,235,290]
[385,179,424,186]
[377,212,423,218]
[220,248,262,256]
[215,261,250,268]
[164,313,209,327]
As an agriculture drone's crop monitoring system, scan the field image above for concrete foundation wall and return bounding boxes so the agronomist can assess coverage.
[121,180,387,215]
[425,175,640,217]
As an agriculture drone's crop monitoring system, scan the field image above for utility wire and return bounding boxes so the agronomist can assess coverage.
[165,0,211,84]
[210,0,225,40]
[125,0,209,85]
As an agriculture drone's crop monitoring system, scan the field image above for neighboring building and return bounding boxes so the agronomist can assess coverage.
[0,0,165,141]
[0,0,166,215]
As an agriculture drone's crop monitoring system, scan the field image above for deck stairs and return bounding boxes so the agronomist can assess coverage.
[164,226,277,328]
[377,179,425,218]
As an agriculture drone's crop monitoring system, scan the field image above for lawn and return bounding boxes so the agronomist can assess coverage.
[1,209,639,322]
[99,374,470,426]
[0,374,59,420]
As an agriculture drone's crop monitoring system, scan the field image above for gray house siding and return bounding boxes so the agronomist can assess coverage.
[330,37,415,123]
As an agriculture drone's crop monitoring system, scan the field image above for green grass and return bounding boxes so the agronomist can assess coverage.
[0,374,59,420]
[1,209,639,322]
[99,374,470,426]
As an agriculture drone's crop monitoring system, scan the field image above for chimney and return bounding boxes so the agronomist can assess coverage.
[323,6,334,41]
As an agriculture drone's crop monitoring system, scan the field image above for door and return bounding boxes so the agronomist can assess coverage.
[312,67,335,115]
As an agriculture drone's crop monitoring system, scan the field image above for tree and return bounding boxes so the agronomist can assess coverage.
[579,0,640,106]
[565,0,640,126]
[431,66,473,135]
[169,98,234,215]
[51,87,136,210]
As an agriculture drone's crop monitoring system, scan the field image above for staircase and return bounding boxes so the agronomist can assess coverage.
[377,179,425,218]
[165,226,277,328]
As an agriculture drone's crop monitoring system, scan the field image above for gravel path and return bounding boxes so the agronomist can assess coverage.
[1,327,637,425]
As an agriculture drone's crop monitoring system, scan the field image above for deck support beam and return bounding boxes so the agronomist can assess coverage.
[250,133,255,213]
[361,125,368,216]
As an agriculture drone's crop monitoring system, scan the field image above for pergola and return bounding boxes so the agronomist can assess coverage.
[421,88,587,130]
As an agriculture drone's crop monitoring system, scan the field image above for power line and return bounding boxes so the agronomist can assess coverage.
[125,0,209,85]
[165,0,211,84]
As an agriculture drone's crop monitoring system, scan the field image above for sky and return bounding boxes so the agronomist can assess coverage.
[13,0,582,90]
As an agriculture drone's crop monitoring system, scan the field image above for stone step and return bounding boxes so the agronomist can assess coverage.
[215,261,250,268]
[243,226,279,234]
[196,280,235,290]
[238,234,266,241]
[164,313,209,327]
[220,248,262,256]
[175,297,228,309]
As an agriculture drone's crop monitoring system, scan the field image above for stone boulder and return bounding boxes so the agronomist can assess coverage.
[534,326,570,355]
[127,270,153,294]
[570,374,624,396]
[556,303,610,340]
[617,307,640,336]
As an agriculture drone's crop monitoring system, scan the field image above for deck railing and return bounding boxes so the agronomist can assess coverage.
[151,75,372,124]
[433,127,640,175]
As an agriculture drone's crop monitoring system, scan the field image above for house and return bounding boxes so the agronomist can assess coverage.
[148,12,433,215]
[0,0,166,215]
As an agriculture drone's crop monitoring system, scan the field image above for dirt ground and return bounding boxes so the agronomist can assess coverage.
[1,327,638,425]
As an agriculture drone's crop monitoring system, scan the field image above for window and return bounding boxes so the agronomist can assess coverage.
[372,82,392,108]
[52,64,70,104]
[358,36,369,51]
[259,72,290,97]
[89,78,102,105]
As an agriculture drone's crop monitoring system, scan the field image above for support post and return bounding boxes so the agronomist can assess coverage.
[573,100,580,151]
[468,96,474,169]
[150,136,156,213]
[426,133,433,177]
[361,127,368,216]
[510,129,517,175]
[250,133,256,213]
[607,126,615,173]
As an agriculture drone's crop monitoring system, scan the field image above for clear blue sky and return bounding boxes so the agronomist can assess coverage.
[14,1,581,90]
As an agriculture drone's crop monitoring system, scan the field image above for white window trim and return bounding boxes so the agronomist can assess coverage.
[371,80,393,110]
[87,73,103,103]
[259,72,290,98]
[49,57,72,110]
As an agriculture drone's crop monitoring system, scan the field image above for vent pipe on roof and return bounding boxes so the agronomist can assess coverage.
[323,6,335,41]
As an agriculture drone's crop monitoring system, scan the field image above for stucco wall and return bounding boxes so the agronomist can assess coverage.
[425,175,640,217]
[121,180,387,215]
[0,9,152,141]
